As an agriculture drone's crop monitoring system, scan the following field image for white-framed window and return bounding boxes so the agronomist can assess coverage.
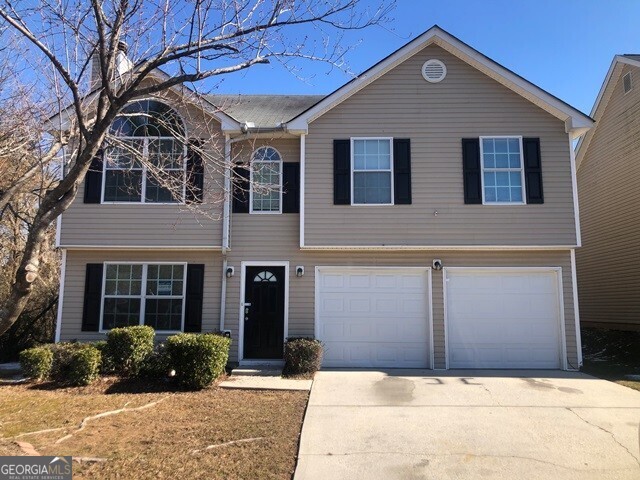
[351,137,394,205]
[103,100,187,204]
[480,136,526,205]
[250,146,282,214]
[100,262,187,333]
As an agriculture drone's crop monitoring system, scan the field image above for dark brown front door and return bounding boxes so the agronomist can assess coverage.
[243,266,285,359]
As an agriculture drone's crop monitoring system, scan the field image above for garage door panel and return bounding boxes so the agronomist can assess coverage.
[446,269,562,369]
[318,269,431,368]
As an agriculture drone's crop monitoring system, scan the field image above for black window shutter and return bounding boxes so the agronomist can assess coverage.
[83,150,103,204]
[232,163,250,213]
[333,139,351,205]
[184,264,205,332]
[81,263,104,332]
[282,162,300,213]
[186,139,204,204]
[523,137,544,204]
[462,138,482,204]
[393,139,412,204]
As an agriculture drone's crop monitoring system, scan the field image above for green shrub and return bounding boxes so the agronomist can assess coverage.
[66,345,101,386]
[137,343,172,379]
[49,343,101,386]
[19,346,53,380]
[92,340,117,374]
[283,337,323,376]
[166,334,230,389]
[106,326,155,376]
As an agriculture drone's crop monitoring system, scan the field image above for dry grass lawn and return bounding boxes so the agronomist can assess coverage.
[0,377,308,479]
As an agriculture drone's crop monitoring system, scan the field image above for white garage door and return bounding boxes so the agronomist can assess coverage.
[445,269,563,369]
[316,268,431,368]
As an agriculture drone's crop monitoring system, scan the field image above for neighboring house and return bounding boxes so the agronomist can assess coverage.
[575,55,640,331]
[54,26,593,370]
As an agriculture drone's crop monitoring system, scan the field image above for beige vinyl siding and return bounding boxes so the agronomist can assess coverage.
[576,63,640,329]
[59,250,222,342]
[59,98,226,248]
[304,44,576,247]
[226,197,577,367]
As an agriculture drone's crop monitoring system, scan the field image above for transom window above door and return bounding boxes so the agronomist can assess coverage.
[250,146,282,213]
[480,136,525,204]
[103,100,187,204]
[351,138,393,205]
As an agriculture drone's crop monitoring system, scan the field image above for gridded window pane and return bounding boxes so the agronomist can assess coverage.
[252,160,281,212]
[145,171,183,203]
[102,298,141,329]
[104,264,142,295]
[149,139,183,169]
[144,299,183,331]
[146,264,184,296]
[353,171,392,204]
[482,137,524,204]
[104,170,143,202]
[352,139,392,204]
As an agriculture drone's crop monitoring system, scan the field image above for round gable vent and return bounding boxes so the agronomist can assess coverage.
[422,59,447,83]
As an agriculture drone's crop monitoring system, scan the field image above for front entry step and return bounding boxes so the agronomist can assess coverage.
[231,368,283,377]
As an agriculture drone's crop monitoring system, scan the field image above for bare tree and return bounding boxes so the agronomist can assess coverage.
[0,0,391,335]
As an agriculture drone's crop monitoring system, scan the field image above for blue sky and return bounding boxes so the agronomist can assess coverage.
[213,0,640,116]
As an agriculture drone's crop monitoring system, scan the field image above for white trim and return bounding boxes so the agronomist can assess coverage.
[55,214,62,248]
[59,245,223,251]
[99,261,188,334]
[238,261,290,362]
[301,245,577,251]
[350,137,394,206]
[442,266,568,370]
[479,136,526,205]
[299,134,306,248]
[568,133,582,247]
[570,249,583,367]
[576,55,640,167]
[222,134,231,252]
[54,249,67,343]
[249,146,283,214]
[220,257,227,332]
[314,265,434,369]
[442,269,449,370]
[286,26,593,134]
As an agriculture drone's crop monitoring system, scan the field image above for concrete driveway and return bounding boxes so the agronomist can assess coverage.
[294,370,640,480]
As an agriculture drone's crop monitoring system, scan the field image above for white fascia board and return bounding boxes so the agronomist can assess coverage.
[286,26,593,135]
[300,245,576,251]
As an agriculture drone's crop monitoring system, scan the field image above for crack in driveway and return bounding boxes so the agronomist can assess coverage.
[567,407,640,467]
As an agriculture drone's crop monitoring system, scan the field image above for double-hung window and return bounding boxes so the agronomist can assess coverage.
[250,146,282,213]
[104,100,187,204]
[480,136,525,204]
[351,138,393,205]
[101,263,186,332]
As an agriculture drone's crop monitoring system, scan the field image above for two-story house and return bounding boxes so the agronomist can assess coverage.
[575,55,640,330]
[54,26,593,370]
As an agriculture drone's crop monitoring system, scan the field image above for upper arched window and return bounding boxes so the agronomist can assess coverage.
[104,100,186,203]
[250,146,282,214]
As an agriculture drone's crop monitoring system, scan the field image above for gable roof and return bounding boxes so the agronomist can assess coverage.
[206,94,324,129]
[286,25,593,138]
[575,54,640,169]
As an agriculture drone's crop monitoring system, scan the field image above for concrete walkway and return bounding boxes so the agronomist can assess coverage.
[294,370,640,480]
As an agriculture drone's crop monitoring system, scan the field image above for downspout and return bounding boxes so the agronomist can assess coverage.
[299,134,306,248]
[219,134,231,332]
